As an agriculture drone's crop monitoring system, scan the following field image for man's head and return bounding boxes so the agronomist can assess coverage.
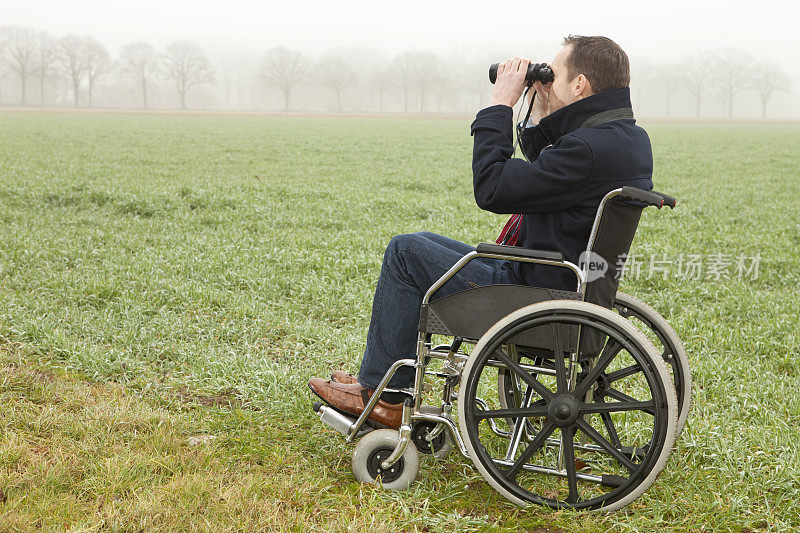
[548,35,630,112]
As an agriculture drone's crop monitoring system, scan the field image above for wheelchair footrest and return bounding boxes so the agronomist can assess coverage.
[313,401,373,438]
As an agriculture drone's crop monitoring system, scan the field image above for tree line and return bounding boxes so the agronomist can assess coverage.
[0,25,795,118]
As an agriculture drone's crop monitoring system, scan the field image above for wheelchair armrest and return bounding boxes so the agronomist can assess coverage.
[651,190,677,209]
[476,243,563,261]
[618,187,666,208]
[617,187,678,209]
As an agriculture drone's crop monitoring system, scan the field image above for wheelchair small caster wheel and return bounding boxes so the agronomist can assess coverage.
[411,422,453,459]
[352,429,419,490]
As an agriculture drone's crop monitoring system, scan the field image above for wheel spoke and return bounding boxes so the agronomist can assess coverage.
[475,406,549,420]
[581,400,654,414]
[605,363,641,383]
[573,339,621,398]
[604,387,654,415]
[562,426,579,503]
[576,418,637,473]
[503,421,556,481]
[600,410,622,447]
[495,348,553,401]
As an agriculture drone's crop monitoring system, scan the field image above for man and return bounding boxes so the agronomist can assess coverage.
[308,35,653,429]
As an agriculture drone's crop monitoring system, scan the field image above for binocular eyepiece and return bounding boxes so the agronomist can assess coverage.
[489,62,554,85]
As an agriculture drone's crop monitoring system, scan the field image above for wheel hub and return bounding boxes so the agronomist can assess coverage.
[547,394,581,427]
[366,447,404,483]
[411,422,444,454]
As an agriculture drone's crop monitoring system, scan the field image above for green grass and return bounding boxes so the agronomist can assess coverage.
[0,111,799,531]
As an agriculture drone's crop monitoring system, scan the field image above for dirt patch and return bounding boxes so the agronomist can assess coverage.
[27,369,58,382]
[173,385,241,409]
[0,360,58,382]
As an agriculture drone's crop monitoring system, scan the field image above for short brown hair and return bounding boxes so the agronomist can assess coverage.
[561,35,630,93]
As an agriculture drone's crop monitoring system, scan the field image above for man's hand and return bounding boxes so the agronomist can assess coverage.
[526,79,553,125]
[489,57,529,108]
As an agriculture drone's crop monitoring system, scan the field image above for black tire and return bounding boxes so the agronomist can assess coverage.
[458,300,677,511]
[613,292,691,438]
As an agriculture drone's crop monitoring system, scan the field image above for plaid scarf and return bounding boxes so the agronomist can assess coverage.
[495,214,523,246]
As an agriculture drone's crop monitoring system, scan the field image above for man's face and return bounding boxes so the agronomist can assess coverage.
[548,45,579,113]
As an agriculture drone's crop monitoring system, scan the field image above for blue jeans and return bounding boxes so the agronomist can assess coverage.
[357,232,511,389]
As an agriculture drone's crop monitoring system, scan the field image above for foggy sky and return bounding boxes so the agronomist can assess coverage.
[5,0,800,75]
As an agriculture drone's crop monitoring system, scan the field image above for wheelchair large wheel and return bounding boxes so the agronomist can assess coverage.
[459,300,677,511]
[612,292,691,438]
[499,293,692,440]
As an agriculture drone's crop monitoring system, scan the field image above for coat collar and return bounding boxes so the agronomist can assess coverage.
[538,86,634,143]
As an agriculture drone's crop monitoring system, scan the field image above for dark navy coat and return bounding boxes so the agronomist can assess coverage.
[470,86,653,290]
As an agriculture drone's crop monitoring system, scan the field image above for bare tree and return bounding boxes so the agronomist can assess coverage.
[2,26,37,105]
[465,51,496,112]
[260,47,308,111]
[392,51,444,113]
[0,29,8,103]
[162,40,214,110]
[411,51,442,113]
[391,51,445,113]
[369,68,393,112]
[83,37,111,108]
[750,62,793,119]
[653,63,682,116]
[34,30,58,106]
[326,45,386,112]
[432,61,459,113]
[119,41,159,109]
[318,55,356,112]
[391,52,416,113]
[630,56,657,115]
[714,48,754,118]
[680,52,713,117]
[59,35,87,107]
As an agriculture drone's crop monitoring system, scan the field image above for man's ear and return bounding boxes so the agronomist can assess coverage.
[574,74,593,99]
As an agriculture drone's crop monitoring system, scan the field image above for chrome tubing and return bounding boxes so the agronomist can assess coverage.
[410,412,470,457]
[381,401,414,469]
[346,358,416,442]
[422,251,586,305]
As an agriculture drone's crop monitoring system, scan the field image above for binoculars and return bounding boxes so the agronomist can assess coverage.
[489,62,554,85]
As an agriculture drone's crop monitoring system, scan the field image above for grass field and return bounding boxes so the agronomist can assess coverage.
[1,111,799,531]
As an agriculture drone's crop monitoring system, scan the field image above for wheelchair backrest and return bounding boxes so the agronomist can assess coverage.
[578,198,643,358]
[582,198,643,310]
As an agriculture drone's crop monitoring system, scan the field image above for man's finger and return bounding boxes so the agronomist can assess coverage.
[520,58,531,78]
[499,59,512,76]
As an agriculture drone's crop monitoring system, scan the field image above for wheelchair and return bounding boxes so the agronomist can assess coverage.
[312,186,691,511]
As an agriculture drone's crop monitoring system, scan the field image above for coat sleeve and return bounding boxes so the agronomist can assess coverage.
[471,105,593,215]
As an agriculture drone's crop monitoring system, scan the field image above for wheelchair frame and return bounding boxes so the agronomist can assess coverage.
[314,186,686,510]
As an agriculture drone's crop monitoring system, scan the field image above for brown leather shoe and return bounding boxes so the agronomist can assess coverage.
[330,370,359,385]
[308,378,402,429]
